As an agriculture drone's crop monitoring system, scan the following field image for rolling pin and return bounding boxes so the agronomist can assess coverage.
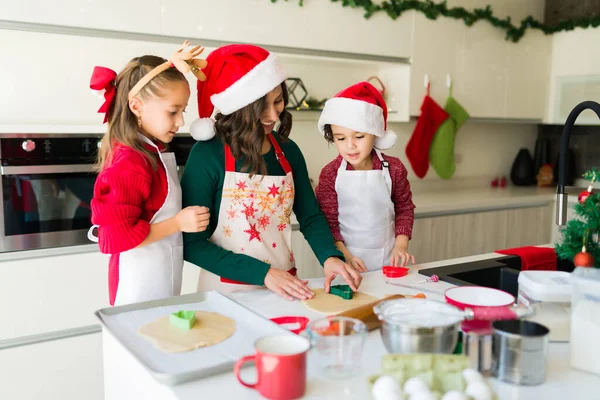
[335,294,405,331]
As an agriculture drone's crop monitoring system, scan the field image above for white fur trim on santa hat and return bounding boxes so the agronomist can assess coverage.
[210,53,287,115]
[374,129,397,150]
[318,97,385,137]
[190,117,216,141]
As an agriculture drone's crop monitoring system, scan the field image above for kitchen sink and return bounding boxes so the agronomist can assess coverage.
[419,255,575,298]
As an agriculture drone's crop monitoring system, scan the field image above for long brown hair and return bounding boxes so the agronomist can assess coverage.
[96,55,187,171]
[214,83,292,176]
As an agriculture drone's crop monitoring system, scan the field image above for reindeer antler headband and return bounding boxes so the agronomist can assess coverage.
[127,40,208,101]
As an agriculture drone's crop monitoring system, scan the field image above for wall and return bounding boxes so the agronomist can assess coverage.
[292,119,538,189]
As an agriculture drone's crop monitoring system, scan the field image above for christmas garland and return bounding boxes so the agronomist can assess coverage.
[270,0,600,43]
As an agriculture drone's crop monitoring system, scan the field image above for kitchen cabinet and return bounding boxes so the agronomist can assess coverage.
[409,0,549,120]
[2,0,413,59]
[0,251,108,341]
[0,333,104,400]
[411,204,553,264]
[161,0,414,59]
[0,0,161,34]
[504,30,551,120]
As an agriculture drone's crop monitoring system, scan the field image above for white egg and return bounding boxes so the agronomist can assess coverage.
[404,377,430,395]
[409,390,436,400]
[372,375,403,400]
[465,381,493,400]
[441,390,469,400]
[462,368,484,384]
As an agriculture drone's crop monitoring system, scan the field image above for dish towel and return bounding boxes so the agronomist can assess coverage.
[495,246,557,271]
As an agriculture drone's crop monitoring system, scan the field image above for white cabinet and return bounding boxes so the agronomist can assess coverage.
[409,0,549,120]
[161,0,414,58]
[0,333,104,400]
[0,251,108,340]
[457,20,509,119]
[0,0,162,34]
[504,30,551,120]
[545,28,600,124]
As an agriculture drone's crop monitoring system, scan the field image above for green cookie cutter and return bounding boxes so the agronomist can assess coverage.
[329,284,353,300]
[170,310,196,330]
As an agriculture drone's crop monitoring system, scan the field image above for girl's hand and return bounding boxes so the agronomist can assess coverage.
[390,246,415,268]
[323,257,362,293]
[176,206,210,232]
[347,254,368,273]
[264,268,314,301]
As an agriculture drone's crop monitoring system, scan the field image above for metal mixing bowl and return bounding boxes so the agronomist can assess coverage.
[373,298,462,354]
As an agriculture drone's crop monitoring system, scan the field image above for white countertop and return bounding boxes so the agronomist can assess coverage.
[102,250,600,400]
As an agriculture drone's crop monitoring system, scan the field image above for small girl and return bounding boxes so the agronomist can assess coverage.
[88,42,211,306]
[315,82,416,271]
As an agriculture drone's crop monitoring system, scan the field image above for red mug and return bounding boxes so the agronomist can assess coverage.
[234,335,310,400]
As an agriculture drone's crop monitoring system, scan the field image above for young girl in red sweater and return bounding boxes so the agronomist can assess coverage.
[89,42,211,306]
[316,82,416,272]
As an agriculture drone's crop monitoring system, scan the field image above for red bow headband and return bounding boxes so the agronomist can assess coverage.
[90,40,208,124]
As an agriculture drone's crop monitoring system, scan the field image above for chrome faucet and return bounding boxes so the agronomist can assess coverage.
[556,101,600,225]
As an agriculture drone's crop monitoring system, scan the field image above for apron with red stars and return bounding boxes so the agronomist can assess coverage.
[197,133,296,293]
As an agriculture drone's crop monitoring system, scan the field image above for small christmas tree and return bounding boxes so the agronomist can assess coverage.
[555,169,600,268]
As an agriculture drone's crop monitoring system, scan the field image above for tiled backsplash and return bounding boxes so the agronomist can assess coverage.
[537,124,600,177]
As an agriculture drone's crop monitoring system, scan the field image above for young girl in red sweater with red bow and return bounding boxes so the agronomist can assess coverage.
[316,82,416,272]
[89,42,211,306]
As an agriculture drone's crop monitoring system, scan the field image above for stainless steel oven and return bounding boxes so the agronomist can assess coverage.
[0,133,102,253]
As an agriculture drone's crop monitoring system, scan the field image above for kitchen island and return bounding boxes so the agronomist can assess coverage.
[102,253,600,400]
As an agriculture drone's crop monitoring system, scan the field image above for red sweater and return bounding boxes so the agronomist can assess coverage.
[91,142,168,255]
[315,151,415,242]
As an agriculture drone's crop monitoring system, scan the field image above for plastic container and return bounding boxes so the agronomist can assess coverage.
[570,267,600,376]
[517,271,572,342]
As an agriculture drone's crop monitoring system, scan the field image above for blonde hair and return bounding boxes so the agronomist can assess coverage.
[96,55,187,171]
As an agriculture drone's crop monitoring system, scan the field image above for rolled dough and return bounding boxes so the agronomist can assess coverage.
[302,288,379,314]
[138,311,236,353]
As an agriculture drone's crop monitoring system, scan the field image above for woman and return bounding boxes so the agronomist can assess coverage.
[182,44,362,301]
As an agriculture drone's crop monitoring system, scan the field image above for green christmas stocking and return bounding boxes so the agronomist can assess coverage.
[429,87,469,179]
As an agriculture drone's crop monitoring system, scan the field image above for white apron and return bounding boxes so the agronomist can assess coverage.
[89,134,183,306]
[197,133,296,293]
[335,149,395,271]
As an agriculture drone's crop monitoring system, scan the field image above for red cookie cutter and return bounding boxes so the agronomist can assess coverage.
[382,266,410,278]
[270,316,309,334]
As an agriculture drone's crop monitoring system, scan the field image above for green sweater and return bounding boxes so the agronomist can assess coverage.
[181,133,343,285]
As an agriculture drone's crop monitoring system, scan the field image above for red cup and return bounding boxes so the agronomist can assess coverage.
[234,335,310,400]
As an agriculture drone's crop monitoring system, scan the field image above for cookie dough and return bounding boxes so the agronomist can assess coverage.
[302,288,379,314]
[138,311,236,353]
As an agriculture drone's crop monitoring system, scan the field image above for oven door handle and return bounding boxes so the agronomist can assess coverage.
[0,164,95,175]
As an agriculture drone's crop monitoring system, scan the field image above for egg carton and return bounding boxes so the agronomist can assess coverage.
[368,354,497,400]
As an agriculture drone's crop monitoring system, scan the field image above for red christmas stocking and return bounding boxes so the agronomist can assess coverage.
[405,85,449,178]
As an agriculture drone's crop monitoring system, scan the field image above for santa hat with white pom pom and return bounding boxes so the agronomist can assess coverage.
[190,44,287,141]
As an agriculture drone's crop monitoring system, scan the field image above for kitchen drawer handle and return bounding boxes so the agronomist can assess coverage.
[1,164,95,175]
[0,324,101,350]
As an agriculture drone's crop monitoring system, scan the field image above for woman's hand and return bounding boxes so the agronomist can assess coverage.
[323,257,362,293]
[264,268,314,301]
[390,246,415,268]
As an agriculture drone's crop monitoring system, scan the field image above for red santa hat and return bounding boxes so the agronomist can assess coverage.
[190,44,287,140]
[317,81,397,149]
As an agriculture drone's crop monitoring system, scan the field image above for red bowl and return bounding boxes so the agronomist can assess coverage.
[382,266,409,278]
[444,286,515,332]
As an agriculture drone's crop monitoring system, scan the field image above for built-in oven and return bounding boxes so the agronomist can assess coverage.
[1,133,196,253]
[0,134,101,253]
